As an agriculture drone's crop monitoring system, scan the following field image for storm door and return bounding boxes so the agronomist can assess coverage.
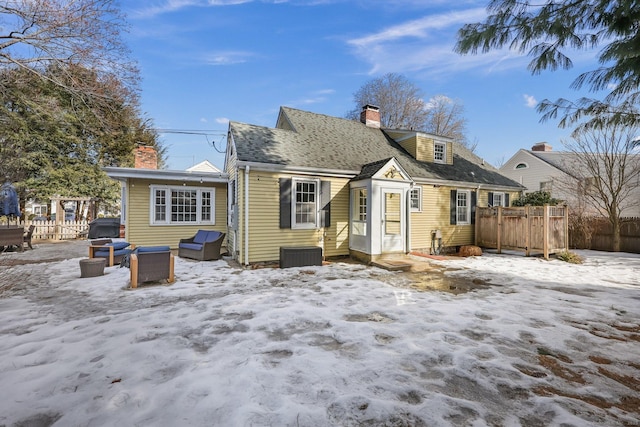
[381,189,404,252]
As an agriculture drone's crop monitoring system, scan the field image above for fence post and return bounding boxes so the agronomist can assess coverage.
[525,205,531,257]
[497,206,502,254]
[564,205,569,251]
[474,207,479,246]
[543,205,550,260]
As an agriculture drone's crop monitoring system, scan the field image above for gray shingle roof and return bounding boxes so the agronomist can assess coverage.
[230,106,522,188]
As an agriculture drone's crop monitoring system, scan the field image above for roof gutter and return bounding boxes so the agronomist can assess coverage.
[412,177,524,191]
[103,166,228,183]
[236,161,358,178]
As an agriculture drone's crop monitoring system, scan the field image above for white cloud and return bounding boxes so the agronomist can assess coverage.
[348,8,486,47]
[287,89,335,107]
[200,117,208,123]
[131,0,202,18]
[346,7,532,77]
[523,94,537,108]
[203,51,254,65]
[215,117,230,124]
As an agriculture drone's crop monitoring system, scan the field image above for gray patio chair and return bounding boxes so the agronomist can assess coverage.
[178,230,225,261]
[129,246,175,288]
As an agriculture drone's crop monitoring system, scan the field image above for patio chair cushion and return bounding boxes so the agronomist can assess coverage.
[137,246,171,253]
[94,248,131,258]
[179,242,203,251]
[207,231,223,241]
[104,241,131,250]
[193,230,209,244]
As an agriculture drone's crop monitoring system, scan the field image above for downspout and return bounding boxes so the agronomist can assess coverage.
[244,166,250,266]
[406,183,413,254]
[475,184,482,246]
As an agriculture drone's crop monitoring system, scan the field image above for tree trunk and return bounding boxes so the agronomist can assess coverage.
[611,217,621,252]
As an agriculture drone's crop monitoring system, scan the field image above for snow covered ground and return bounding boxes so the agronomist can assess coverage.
[0,246,638,426]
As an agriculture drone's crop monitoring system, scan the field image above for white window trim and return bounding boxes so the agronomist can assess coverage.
[351,187,367,236]
[492,192,505,207]
[291,177,320,229]
[149,185,215,226]
[456,190,471,225]
[514,162,529,170]
[410,186,422,212]
[434,142,446,163]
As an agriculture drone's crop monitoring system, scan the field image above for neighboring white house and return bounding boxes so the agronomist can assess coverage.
[500,142,640,217]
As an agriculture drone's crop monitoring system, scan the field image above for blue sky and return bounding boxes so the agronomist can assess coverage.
[123,0,600,171]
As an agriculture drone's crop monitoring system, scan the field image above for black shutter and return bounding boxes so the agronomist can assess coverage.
[504,193,510,207]
[320,180,331,228]
[279,178,291,229]
[488,192,494,207]
[471,191,477,224]
[450,190,457,225]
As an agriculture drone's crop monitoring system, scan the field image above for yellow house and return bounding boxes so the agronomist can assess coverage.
[226,105,523,265]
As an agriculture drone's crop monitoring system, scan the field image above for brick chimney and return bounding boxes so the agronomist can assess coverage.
[360,104,381,128]
[531,142,552,152]
[134,145,158,169]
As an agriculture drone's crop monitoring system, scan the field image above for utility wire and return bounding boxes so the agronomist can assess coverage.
[153,128,227,153]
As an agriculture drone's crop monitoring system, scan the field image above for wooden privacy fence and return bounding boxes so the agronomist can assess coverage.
[570,217,640,253]
[475,205,569,259]
[0,220,88,241]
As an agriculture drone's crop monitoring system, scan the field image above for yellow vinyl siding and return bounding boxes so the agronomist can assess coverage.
[398,136,418,160]
[126,178,227,249]
[410,187,520,251]
[418,136,433,162]
[241,170,350,263]
[397,135,452,164]
[410,185,472,250]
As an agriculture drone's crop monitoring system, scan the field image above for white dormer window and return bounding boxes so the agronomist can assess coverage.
[434,142,446,163]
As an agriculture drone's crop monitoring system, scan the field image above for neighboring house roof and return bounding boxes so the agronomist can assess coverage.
[526,151,582,177]
[186,160,222,173]
[230,106,522,189]
[511,149,632,180]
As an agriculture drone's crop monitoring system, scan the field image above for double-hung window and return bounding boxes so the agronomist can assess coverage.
[456,190,470,224]
[410,187,422,212]
[434,142,446,163]
[151,185,215,225]
[292,178,319,229]
[492,192,504,207]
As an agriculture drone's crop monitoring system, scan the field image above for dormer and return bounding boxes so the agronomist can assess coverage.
[385,130,453,165]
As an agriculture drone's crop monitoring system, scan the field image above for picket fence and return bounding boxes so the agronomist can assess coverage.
[0,219,89,241]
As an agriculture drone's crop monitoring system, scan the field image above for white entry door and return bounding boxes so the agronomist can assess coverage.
[382,189,404,252]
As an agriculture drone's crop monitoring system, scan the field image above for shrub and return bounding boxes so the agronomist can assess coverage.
[555,250,583,264]
[512,191,562,207]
